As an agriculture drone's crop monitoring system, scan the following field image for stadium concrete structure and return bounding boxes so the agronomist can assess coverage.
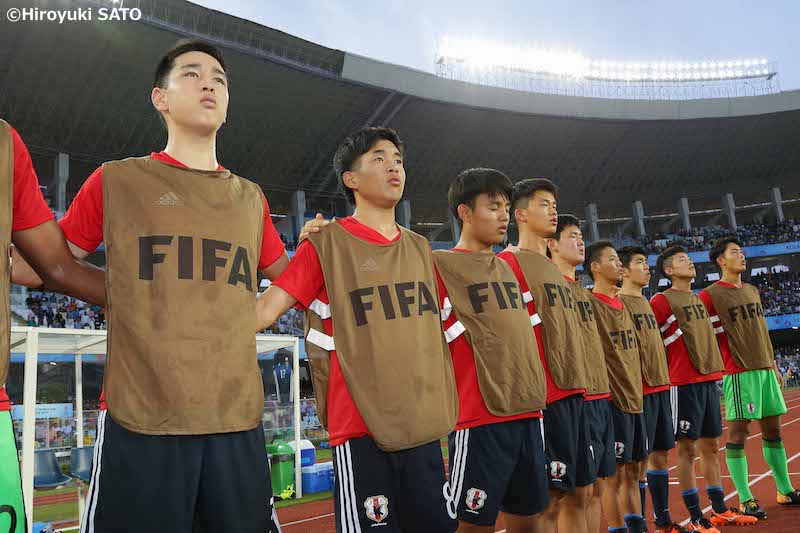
[2,0,800,241]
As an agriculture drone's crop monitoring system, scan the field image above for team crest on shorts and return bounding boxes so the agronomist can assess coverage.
[615,441,625,458]
[747,403,756,413]
[465,488,487,512]
[364,495,389,524]
[550,461,567,481]
[679,420,691,433]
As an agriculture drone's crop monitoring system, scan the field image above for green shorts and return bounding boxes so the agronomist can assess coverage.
[723,369,787,421]
[0,410,25,533]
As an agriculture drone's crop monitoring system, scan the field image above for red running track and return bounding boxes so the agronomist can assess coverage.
[277,388,800,532]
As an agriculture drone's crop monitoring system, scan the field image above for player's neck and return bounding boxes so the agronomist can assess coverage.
[670,277,693,292]
[592,277,618,298]
[552,255,577,280]
[721,270,743,287]
[455,230,495,253]
[352,205,399,241]
[518,231,548,256]
[163,128,219,171]
[619,280,644,297]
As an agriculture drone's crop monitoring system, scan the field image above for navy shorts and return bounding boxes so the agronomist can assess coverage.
[673,381,723,441]
[645,389,676,452]
[584,398,616,479]
[610,403,649,464]
[446,418,549,525]
[81,410,281,533]
[543,394,595,491]
[332,435,455,533]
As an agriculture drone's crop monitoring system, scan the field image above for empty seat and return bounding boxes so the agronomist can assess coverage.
[33,450,71,490]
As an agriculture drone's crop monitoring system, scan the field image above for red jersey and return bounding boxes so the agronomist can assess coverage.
[698,284,745,375]
[271,217,401,446]
[436,249,541,431]
[58,151,285,270]
[62,152,286,411]
[650,290,723,386]
[2,126,55,410]
[498,251,585,404]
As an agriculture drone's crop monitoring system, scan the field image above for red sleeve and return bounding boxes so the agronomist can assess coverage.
[271,240,324,309]
[10,126,54,231]
[498,251,538,316]
[258,195,286,270]
[58,167,104,253]
[434,266,459,329]
[698,289,716,316]
[649,293,680,339]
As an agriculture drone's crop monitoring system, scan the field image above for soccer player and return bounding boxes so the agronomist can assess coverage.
[498,179,592,533]
[256,127,458,533]
[10,41,289,531]
[617,246,684,533]
[435,168,548,532]
[700,236,800,519]
[1,119,107,533]
[584,241,649,533]
[546,215,615,533]
[651,246,756,531]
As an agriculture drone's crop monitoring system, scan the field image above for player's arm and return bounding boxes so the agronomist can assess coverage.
[12,220,105,306]
[256,285,298,332]
[258,194,290,280]
[650,293,682,347]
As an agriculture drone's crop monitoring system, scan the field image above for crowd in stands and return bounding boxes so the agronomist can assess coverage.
[750,272,800,317]
[280,234,299,251]
[637,219,800,254]
[776,344,800,387]
[24,292,106,330]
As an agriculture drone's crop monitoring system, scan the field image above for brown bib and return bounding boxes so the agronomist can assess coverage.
[103,157,265,435]
[303,310,330,429]
[433,250,546,416]
[591,297,644,413]
[569,280,610,396]
[704,282,774,370]
[619,294,671,388]
[0,120,12,389]
[510,250,587,391]
[662,290,724,375]
[306,222,457,452]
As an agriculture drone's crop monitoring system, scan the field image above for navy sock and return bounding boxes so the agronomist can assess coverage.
[647,469,672,526]
[707,485,727,514]
[640,480,647,519]
[682,488,703,522]
[624,513,645,532]
[608,528,626,532]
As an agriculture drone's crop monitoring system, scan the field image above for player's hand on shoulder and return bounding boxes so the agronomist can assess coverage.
[299,213,334,243]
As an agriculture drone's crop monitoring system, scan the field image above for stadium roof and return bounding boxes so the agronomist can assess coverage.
[3,0,800,225]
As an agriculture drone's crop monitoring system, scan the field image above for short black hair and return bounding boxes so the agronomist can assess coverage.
[582,240,614,280]
[333,127,405,205]
[656,245,688,278]
[709,236,743,268]
[618,245,648,269]
[448,168,513,229]
[511,178,558,215]
[546,214,581,258]
[154,40,227,89]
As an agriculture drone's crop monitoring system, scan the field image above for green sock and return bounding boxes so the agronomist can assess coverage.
[726,443,754,501]
[763,438,795,495]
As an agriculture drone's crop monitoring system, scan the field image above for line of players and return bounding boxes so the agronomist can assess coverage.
[2,38,799,533]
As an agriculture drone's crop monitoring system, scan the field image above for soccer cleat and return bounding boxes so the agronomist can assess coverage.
[687,517,721,532]
[654,523,689,532]
[709,508,758,526]
[777,489,800,505]
[739,499,766,519]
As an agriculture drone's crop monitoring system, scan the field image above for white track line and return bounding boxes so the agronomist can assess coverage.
[678,451,800,527]
[668,411,800,472]
[281,512,336,528]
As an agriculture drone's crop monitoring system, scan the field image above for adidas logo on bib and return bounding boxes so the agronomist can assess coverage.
[156,192,184,206]
[360,257,380,272]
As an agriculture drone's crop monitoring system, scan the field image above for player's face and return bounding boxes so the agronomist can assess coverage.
[461,193,510,246]
[624,253,651,287]
[154,51,229,135]
[719,243,746,274]
[594,247,623,283]
[346,139,405,209]
[667,252,696,280]
[547,225,584,267]
[515,191,558,238]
